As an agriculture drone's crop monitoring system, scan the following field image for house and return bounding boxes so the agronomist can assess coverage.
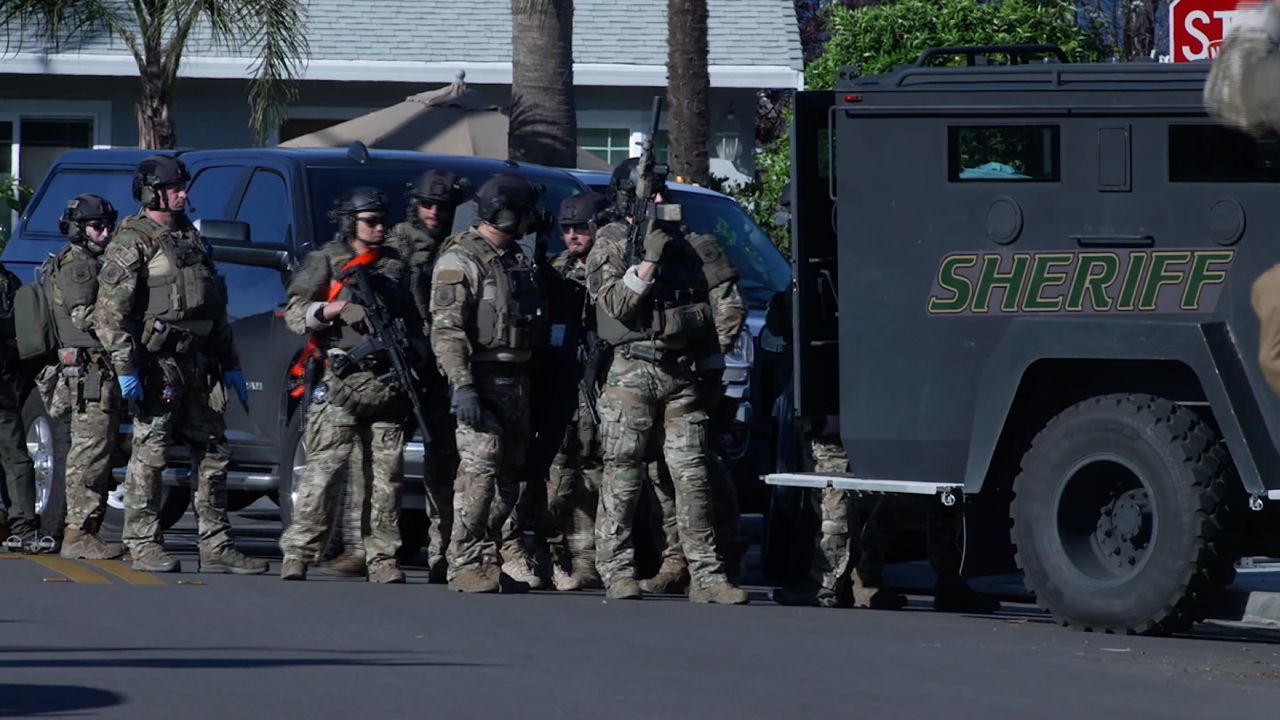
[0,0,803,197]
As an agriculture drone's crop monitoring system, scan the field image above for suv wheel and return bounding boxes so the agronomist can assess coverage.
[278,411,303,528]
[22,393,69,538]
[1011,394,1238,635]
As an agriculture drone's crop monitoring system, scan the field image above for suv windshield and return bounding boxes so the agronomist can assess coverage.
[305,165,583,248]
[668,190,790,308]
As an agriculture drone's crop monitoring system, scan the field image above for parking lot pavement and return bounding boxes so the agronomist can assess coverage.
[3,505,1280,719]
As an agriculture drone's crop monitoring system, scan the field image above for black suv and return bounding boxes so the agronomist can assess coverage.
[4,145,589,549]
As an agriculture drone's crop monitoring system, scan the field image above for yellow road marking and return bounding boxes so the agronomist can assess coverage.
[24,556,112,584]
[80,559,167,586]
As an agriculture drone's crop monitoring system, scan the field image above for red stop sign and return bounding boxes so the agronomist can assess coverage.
[1169,0,1245,62]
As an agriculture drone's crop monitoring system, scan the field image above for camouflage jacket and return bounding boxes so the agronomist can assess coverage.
[552,248,589,287]
[387,217,449,328]
[693,232,746,354]
[428,229,541,389]
[94,213,239,376]
[283,239,414,346]
[1205,1,1280,134]
[1252,262,1280,394]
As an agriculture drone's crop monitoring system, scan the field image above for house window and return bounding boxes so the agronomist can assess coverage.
[1,116,96,242]
[579,128,631,166]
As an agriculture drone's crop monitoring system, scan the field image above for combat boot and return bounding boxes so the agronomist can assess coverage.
[570,555,603,590]
[427,558,448,584]
[280,558,307,581]
[200,546,269,575]
[129,543,179,573]
[933,582,1001,614]
[59,527,124,560]
[639,561,689,595]
[855,588,908,611]
[551,558,581,592]
[690,581,750,605]
[320,553,367,578]
[449,567,500,593]
[605,578,642,600]
[501,555,544,590]
[367,561,406,584]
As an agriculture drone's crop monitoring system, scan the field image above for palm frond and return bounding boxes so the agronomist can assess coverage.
[219,0,309,145]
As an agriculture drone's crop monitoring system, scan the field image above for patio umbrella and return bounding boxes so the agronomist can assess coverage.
[280,71,612,171]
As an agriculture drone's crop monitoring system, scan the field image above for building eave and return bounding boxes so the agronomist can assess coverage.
[1,53,805,90]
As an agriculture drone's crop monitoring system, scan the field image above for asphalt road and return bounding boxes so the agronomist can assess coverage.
[3,506,1280,720]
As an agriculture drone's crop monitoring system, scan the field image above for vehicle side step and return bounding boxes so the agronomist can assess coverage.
[763,473,963,506]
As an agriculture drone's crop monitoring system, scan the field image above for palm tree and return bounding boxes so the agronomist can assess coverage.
[509,0,577,167]
[667,0,710,185]
[2,0,309,148]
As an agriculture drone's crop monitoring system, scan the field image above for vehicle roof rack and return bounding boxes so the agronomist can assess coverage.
[914,44,1069,67]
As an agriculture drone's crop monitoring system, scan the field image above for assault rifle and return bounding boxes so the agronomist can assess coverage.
[578,336,609,426]
[340,263,433,446]
[626,96,683,265]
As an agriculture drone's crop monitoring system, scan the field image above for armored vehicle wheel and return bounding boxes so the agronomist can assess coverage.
[1011,394,1237,635]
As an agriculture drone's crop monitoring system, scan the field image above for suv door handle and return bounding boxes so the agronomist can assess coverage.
[1070,233,1154,248]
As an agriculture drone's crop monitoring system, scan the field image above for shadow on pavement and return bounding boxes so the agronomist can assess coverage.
[0,657,492,670]
[0,684,125,717]
[0,646,437,655]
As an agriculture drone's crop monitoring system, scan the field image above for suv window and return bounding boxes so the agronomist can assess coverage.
[1169,124,1280,182]
[22,170,135,238]
[948,125,1060,182]
[670,190,791,308]
[235,169,292,246]
[187,165,246,221]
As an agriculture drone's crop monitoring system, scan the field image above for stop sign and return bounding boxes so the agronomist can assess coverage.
[1169,0,1244,62]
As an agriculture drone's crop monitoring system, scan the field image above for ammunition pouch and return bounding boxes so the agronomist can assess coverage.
[57,348,113,410]
[659,301,714,342]
[141,319,204,355]
[620,343,685,365]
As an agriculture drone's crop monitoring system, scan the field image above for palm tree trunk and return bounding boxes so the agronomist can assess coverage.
[509,0,577,167]
[667,0,710,186]
[136,55,176,149]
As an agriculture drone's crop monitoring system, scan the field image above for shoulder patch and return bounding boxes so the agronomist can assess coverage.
[103,240,139,270]
[434,267,465,284]
[100,261,125,286]
[432,284,457,308]
[70,265,93,284]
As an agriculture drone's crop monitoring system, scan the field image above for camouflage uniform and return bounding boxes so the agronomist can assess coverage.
[39,240,124,558]
[1252,262,1280,394]
[280,240,413,579]
[587,219,746,603]
[1205,1,1280,135]
[430,227,543,590]
[95,211,260,572]
[645,232,746,590]
[0,262,38,544]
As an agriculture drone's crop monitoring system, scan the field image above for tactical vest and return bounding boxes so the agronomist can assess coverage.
[322,247,402,353]
[688,232,738,289]
[131,218,224,335]
[454,232,545,361]
[595,227,714,348]
[44,245,101,350]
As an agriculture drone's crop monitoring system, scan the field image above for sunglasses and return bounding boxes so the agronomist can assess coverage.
[356,216,386,227]
[84,221,111,231]
[562,223,590,233]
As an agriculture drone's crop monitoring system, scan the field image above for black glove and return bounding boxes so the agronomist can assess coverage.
[643,223,674,263]
[451,384,483,426]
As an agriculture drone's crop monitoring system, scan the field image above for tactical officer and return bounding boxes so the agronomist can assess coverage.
[37,194,126,559]
[1205,0,1280,136]
[326,169,469,582]
[279,187,414,583]
[542,192,610,591]
[586,159,748,604]
[0,259,39,551]
[95,155,265,575]
[644,224,748,593]
[429,173,546,593]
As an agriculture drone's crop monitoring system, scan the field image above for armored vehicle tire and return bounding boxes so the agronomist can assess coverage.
[1011,394,1236,635]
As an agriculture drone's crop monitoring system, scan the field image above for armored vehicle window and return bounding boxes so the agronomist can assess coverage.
[1168,124,1280,183]
[948,125,1060,182]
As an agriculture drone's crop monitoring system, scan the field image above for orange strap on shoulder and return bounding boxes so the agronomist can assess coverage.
[288,249,381,397]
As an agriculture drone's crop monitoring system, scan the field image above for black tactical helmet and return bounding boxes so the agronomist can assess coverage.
[609,157,641,197]
[132,155,191,210]
[58,194,117,240]
[474,174,541,234]
[559,192,608,226]
[408,169,470,206]
[330,186,389,238]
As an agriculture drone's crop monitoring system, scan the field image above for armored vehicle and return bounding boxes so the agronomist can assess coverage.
[769,46,1280,634]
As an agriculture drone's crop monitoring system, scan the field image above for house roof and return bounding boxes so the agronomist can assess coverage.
[1,0,803,89]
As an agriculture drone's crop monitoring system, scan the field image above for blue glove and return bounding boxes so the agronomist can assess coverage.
[223,370,249,411]
[117,371,143,401]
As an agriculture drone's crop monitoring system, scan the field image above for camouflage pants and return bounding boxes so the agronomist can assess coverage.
[280,369,404,566]
[333,383,455,569]
[595,353,725,589]
[123,356,232,553]
[808,435,964,592]
[546,387,602,564]
[648,450,740,573]
[43,362,120,532]
[446,372,530,579]
[0,367,36,536]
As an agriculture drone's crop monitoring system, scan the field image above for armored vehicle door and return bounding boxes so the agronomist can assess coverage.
[791,90,840,419]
